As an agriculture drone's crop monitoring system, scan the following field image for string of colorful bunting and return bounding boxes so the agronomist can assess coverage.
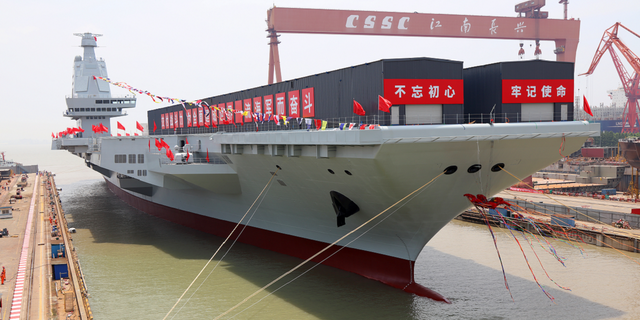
[93,76,386,132]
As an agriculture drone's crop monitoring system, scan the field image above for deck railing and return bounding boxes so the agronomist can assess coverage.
[149,112,591,136]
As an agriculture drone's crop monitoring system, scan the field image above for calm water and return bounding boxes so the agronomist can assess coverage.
[7,143,640,319]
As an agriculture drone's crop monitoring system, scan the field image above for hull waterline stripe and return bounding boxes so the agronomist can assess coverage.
[104,178,448,302]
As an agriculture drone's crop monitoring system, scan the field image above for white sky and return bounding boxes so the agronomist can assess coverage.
[0,0,638,145]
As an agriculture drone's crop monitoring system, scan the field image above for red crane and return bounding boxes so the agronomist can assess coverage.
[581,23,640,133]
[265,5,580,84]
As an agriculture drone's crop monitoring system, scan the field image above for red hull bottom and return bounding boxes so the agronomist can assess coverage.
[105,178,449,303]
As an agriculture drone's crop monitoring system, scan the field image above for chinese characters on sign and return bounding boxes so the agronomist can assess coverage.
[501,79,573,103]
[384,79,464,104]
[288,90,300,118]
[244,99,253,122]
[275,92,286,117]
[264,95,274,116]
[302,88,315,118]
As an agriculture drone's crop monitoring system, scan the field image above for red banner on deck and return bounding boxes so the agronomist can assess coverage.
[384,79,463,105]
[501,79,573,104]
[301,87,315,118]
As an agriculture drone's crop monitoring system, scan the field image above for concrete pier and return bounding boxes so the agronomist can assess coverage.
[0,172,91,320]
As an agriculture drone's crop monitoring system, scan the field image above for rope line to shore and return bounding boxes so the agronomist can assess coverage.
[227,172,441,319]
[502,195,640,253]
[500,167,640,266]
[170,174,277,319]
[162,168,280,320]
[501,167,639,239]
[213,171,444,320]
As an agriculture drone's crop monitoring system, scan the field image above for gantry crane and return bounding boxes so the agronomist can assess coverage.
[265,1,580,84]
[581,23,640,133]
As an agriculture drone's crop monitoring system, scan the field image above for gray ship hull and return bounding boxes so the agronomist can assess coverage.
[72,122,598,301]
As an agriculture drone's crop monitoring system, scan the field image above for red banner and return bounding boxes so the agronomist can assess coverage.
[186,109,192,127]
[198,107,204,127]
[218,103,225,124]
[161,114,165,129]
[235,100,243,124]
[301,88,315,118]
[275,92,286,117]
[179,111,184,128]
[204,107,211,127]
[509,187,543,194]
[502,79,573,103]
[169,112,174,129]
[226,102,234,123]
[288,90,300,118]
[244,99,253,122]
[263,95,273,116]
[174,111,178,129]
[253,97,263,115]
[211,107,218,125]
[383,79,463,104]
[192,107,198,126]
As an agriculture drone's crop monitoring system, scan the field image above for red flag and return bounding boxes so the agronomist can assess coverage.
[136,121,144,131]
[583,95,593,117]
[206,148,210,163]
[153,121,157,132]
[185,151,190,162]
[155,138,162,151]
[148,139,151,150]
[134,133,139,136]
[359,124,366,130]
[353,100,365,116]
[99,123,108,133]
[166,148,174,161]
[77,127,85,133]
[117,133,122,136]
[314,119,322,130]
[51,132,55,138]
[378,95,392,113]
[161,139,170,150]
[117,121,125,130]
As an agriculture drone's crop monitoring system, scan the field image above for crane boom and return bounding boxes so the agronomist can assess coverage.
[581,22,640,133]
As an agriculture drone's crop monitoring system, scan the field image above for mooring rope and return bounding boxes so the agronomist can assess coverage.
[162,168,280,320]
[227,171,440,319]
[213,171,445,320]
[499,167,640,266]
[170,176,277,319]
[500,167,639,238]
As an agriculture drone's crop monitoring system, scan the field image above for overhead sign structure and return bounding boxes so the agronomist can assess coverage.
[265,7,580,84]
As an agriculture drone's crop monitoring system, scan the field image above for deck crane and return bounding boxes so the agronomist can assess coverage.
[581,23,640,133]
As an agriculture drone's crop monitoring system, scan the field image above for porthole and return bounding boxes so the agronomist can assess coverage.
[328,169,335,174]
[467,164,482,173]
[345,170,352,175]
[444,166,458,175]
[491,163,505,172]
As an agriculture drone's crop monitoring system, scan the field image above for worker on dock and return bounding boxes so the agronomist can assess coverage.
[1,266,6,285]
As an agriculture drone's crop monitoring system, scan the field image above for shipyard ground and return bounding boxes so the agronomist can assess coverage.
[456,190,640,253]
[0,173,90,320]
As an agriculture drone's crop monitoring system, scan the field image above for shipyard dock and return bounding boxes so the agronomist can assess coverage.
[456,189,640,253]
[0,172,91,320]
